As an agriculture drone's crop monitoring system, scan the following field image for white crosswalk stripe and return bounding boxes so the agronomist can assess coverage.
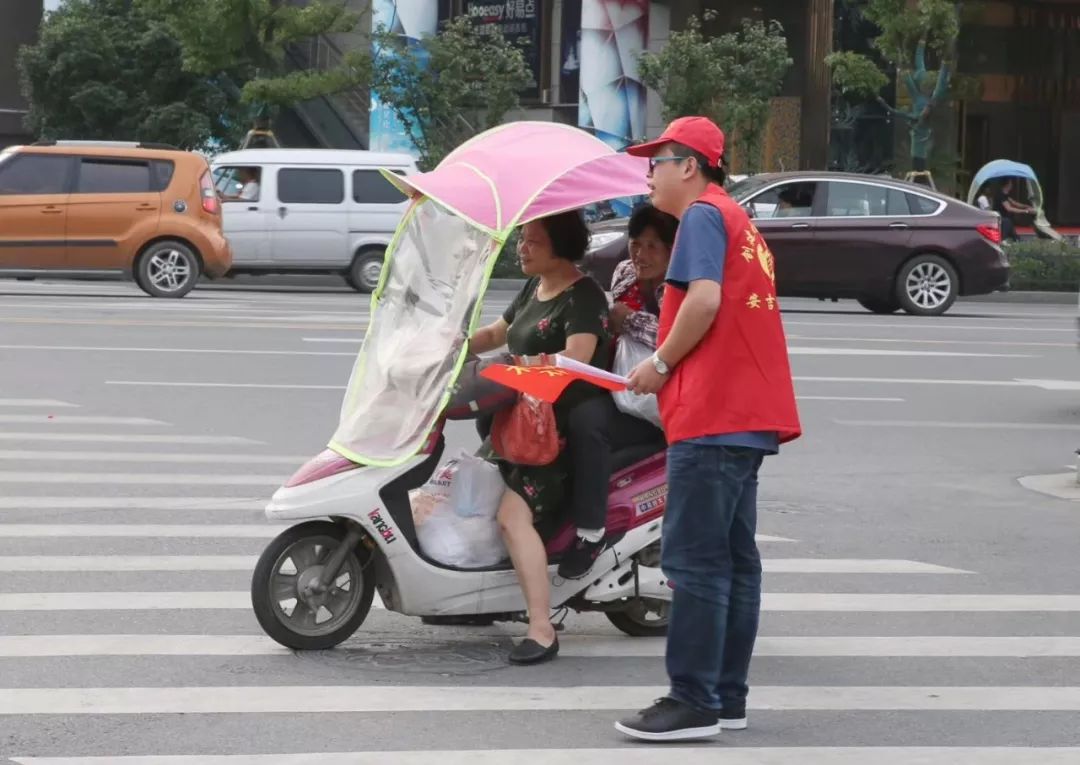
[0,555,969,574]
[11,749,1080,765]
[5,684,1080,715]
[1,292,1076,762]
[3,634,1080,658]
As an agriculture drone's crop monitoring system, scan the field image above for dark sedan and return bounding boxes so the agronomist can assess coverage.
[584,172,1009,316]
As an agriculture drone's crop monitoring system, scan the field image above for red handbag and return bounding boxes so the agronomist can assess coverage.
[491,393,561,466]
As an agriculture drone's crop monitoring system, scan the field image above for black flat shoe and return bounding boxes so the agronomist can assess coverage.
[508,637,559,665]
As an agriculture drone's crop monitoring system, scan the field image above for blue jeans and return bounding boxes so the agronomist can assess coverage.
[662,441,765,713]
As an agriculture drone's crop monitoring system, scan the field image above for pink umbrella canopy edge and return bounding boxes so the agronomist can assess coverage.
[381,121,650,234]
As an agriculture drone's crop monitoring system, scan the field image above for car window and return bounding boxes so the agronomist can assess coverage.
[278,168,344,204]
[824,181,911,217]
[906,193,941,215]
[150,160,175,192]
[747,181,816,219]
[77,159,152,193]
[214,165,262,202]
[352,169,406,204]
[0,154,70,195]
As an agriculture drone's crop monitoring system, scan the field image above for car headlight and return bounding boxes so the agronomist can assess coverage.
[587,231,624,252]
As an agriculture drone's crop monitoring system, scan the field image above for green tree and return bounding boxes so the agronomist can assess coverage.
[18,0,243,148]
[639,14,792,173]
[827,0,961,169]
[138,0,371,115]
[370,16,530,171]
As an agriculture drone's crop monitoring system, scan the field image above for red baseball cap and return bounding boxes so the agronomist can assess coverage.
[626,116,725,168]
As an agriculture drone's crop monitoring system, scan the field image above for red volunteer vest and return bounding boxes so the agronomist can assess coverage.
[657,184,802,445]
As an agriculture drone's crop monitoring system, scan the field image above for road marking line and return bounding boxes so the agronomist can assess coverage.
[0,432,258,444]
[788,334,1074,348]
[0,524,285,538]
[836,419,1080,432]
[0,472,284,486]
[0,634,290,657]
[0,450,305,465]
[0,344,354,357]
[6,553,895,573]
[9,634,1078,659]
[1016,378,1080,391]
[559,635,1080,658]
[0,526,785,542]
[2,318,367,331]
[12,748,1080,765]
[0,555,257,572]
[303,337,362,343]
[0,591,387,612]
[797,396,904,402]
[0,592,252,610]
[0,415,166,426]
[107,381,347,390]
[796,375,1027,387]
[788,347,1033,358]
[3,685,1080,714]
[0,497,266,510]
[0,399,76,408]
[764,559,970,574]
[763,593,1080,611]
[785,319,1074,333]
[4,591,1077,612]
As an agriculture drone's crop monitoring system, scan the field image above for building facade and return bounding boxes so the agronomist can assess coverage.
[482,0,1080,223]
[0,0,43,149]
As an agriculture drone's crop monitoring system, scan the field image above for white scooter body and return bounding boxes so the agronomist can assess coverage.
[266,443,671,618]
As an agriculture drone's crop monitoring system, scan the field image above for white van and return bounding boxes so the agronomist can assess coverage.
[211,148,418,292]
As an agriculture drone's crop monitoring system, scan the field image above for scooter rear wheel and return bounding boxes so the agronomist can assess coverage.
[606,598,669,637]
[251,520,376,650]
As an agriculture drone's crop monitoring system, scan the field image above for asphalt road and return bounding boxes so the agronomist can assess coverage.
[1,278,1080,763]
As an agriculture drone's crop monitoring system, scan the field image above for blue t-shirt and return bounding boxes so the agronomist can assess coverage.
[666,203,780,455]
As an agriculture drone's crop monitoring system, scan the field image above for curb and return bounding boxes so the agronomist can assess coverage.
[961,291,1076,305]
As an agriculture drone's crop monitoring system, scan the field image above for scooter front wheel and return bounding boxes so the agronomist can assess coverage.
[251,520,376,650]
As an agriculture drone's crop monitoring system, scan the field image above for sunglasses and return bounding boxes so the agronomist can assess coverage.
[648,155,691,172]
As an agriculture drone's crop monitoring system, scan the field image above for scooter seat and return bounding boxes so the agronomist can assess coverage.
[611,439,667,472]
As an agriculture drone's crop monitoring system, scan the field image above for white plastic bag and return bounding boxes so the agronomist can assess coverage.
[411,453,508,568]
[450,453,505,518]
[612,336,662,428]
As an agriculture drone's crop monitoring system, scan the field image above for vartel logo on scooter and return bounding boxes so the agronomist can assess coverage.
[249,122,672,650]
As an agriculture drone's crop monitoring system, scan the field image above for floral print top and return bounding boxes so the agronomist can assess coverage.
[502,275,612,407]
[610,259,664,349]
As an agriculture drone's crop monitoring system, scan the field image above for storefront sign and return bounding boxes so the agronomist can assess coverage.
[465,0,543,101]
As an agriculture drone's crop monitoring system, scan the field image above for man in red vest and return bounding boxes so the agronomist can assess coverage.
[615,116,801,742]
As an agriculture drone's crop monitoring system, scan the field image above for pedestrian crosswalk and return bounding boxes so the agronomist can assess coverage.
[1,285,1079,761]
[11,749,1080,765]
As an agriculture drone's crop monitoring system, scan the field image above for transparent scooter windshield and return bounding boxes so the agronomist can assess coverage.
[329,199,500,465]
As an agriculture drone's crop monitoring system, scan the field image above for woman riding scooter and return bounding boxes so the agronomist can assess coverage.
[469,210,611,664]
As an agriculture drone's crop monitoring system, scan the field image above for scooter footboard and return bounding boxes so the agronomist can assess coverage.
[583,564,671,603]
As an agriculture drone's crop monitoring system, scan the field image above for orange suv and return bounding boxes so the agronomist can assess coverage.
[0,141,232,297]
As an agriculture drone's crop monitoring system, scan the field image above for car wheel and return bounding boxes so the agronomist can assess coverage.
[895,254,958,316]
[346,249,385,293]
[857,297,900,314]
[136,241,201,298]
